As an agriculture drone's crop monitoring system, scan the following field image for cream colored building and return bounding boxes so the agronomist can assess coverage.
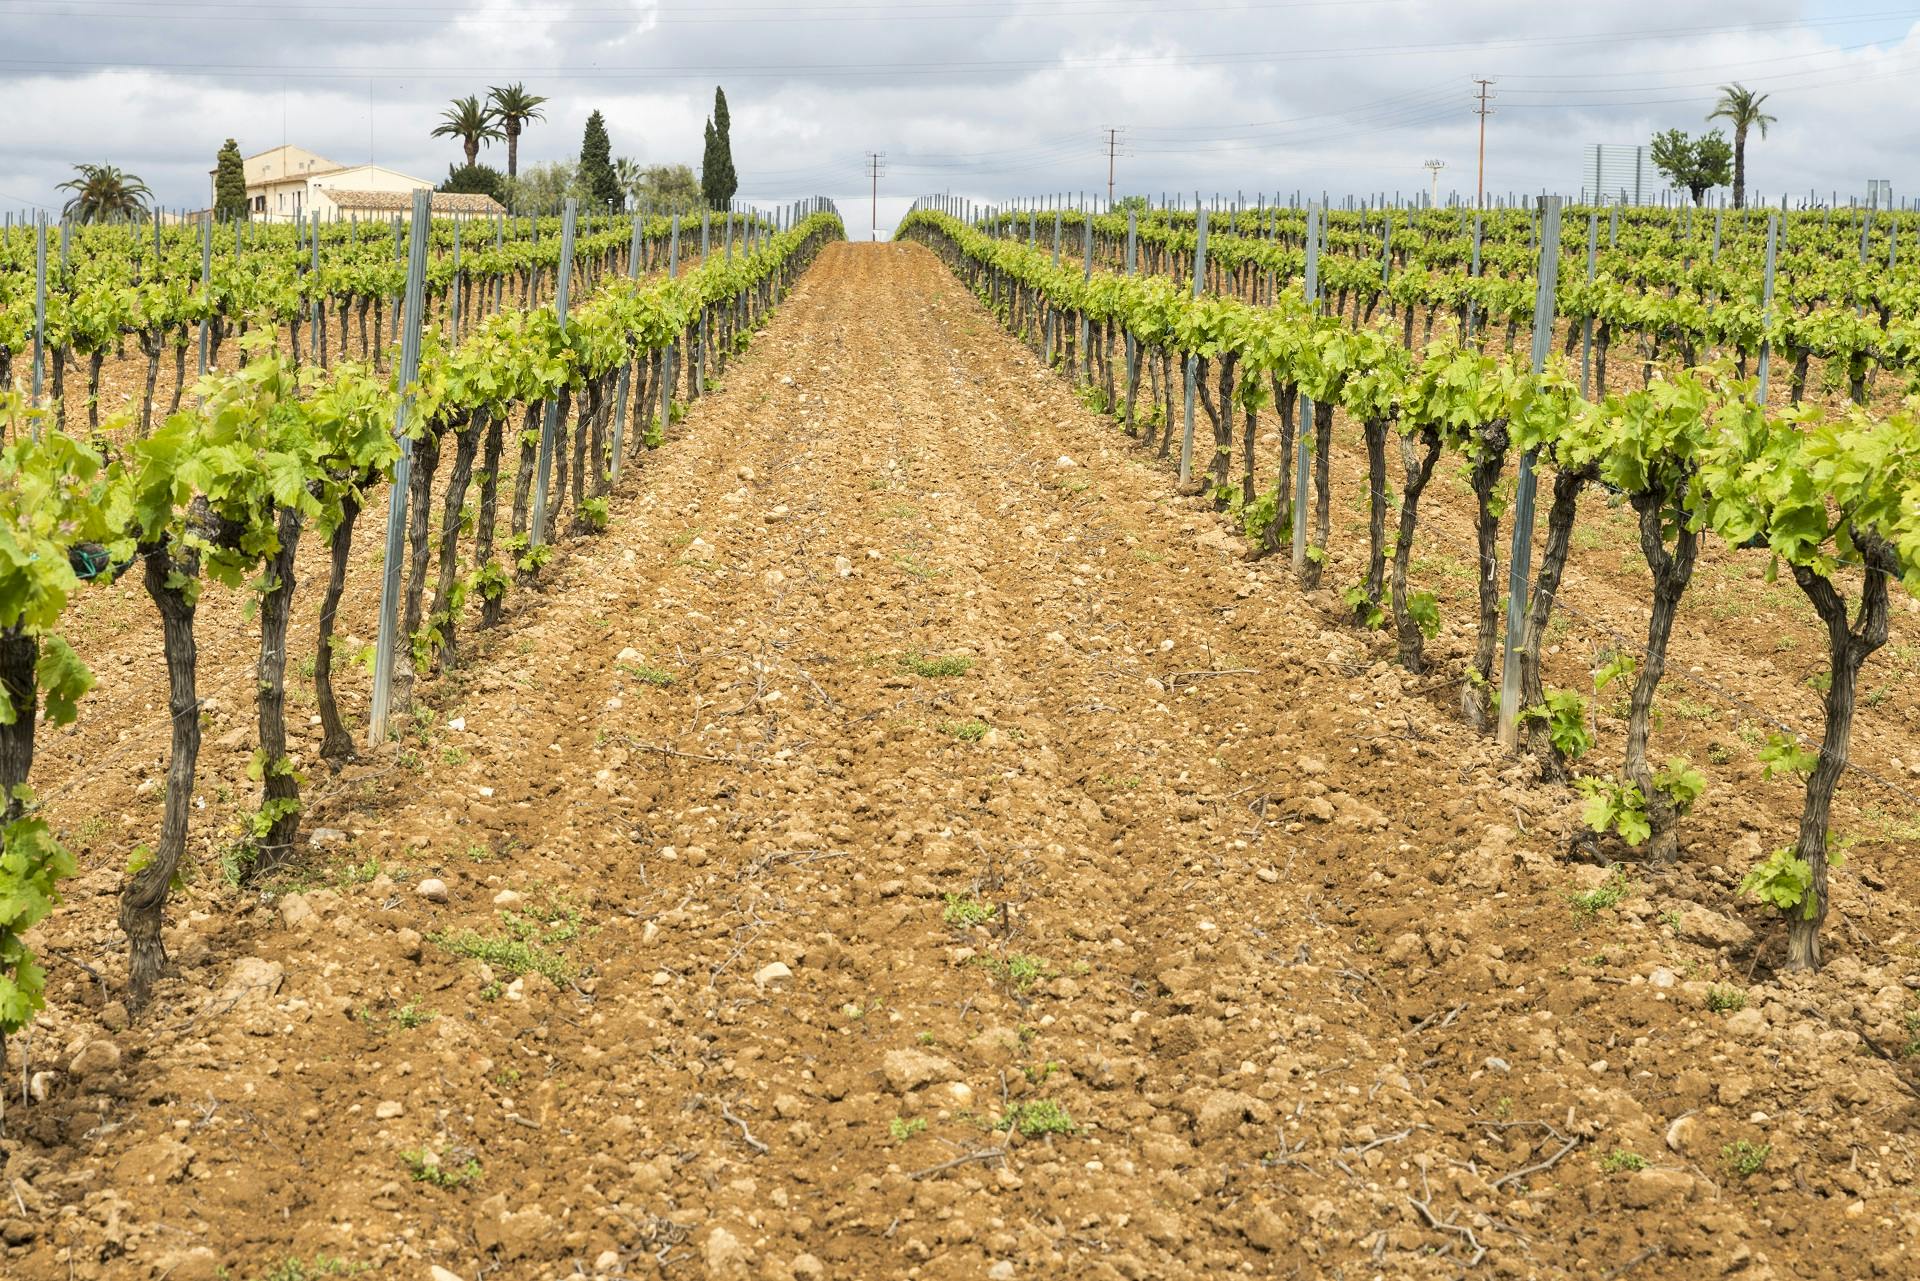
[306,163,434,219]
[212,144,343,222]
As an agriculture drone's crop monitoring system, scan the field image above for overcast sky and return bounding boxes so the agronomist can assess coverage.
[2,0,1916,236]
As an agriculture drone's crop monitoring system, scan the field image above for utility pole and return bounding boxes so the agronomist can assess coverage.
[865,151,886,242]
[1473,78,1495,210]
[1102,127,1128,207]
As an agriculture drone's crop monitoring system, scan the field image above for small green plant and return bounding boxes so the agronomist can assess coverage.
[578,497,610,532]
[390,1000,436,1029]
[901,652,972,678]
[977,952,1050,992]
[888,1116,927,1142]
[1404,590,1441,640]
[1599,1149,1648,1173]
[402,1147,482,1189]
[1723,1140,1771,1178]
[1901,1010,1920,1058]
[996,1099,1076,1138]
[942,893,995,927]
[617,660,676,686]
[1593,652,1637,693]
[1758,733,1819,781]
[1577,759,1704,846]
[440,746,468,766]
[1706,986,1747,1014]
[1568,865,1633,915]
[939,718,989,743]
[1738,845,1820,919]
[1342,584,1386,630]
[430,929,572,986]
[255,1256,362,1281]
[1522,687,1594,760]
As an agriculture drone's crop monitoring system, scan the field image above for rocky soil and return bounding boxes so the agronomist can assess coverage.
[5,241,1920,1281]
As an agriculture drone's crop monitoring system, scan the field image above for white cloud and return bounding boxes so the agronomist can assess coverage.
[3,1,1916,231]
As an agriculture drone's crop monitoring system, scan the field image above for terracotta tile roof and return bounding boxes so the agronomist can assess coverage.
[325,189,505,215]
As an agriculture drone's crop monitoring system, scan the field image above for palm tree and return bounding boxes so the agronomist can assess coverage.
[432,95,503,167]
[1707,83,1776,210]
[487,83,548,179]
[58,163,151,222]
[613,156,643,210]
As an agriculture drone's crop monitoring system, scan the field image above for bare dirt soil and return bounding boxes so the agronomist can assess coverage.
[7,241,1920,1281]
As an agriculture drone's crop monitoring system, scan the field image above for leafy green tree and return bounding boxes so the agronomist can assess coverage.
[58,164,152,223]
[487,82,548,178]
[213,139,247,221]
[578,110,621,210]
[1650,128,1732,206]
[1707,84,1776,211]
[432,95,503,167]
[632,162,700,213]
[503,160,583,214]
[700,86,737,209]
[439,162,506,202]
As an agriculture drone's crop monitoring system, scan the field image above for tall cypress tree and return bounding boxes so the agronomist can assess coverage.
[700,86,738,209]
[213,139,248,221]
[579,110,621,210]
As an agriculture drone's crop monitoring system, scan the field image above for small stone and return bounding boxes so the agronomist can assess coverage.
[1193,1089,1271,1140]
[1254,867,1279,884]
[493,889,524,908]
[68,1039,121,1079]
[448,716,466,732]
[790,1253,825,1281]
[1674,905,1754,950]
[215,726,249,751]
[1666,1114,1700,1156]
[1242,1204,1290,1252]
[617,647,642,663]
[1724,1008,1767,1038]
[375,1100,404,1119]
[308,827,350,849]
[754,961,793,990]
[1623,1167,1695,1208]
[417,878,450,903]
[882,1047,959,1093]
[1483,1057,1511,1073]
[279,892,316,929]
[395,928,423,961]
[705,1225,748,1275]
[504,977,526,1002]
[154,1247,220,1281]
[28,1071,57,1102]
[594,1251,620,1273]
[987,1263,1016,1281]
[834,555,852,577]
[430,1268,468,1281]
[1648,967,1677,989]
[1055,455,1077,468]
[98,1000,130,1032]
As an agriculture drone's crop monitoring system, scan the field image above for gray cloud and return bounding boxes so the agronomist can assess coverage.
[2,1,1915,231]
